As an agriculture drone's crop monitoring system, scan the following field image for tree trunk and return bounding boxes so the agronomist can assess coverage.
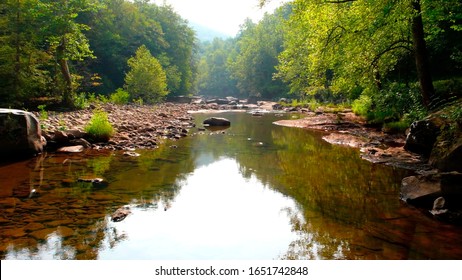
[411,0,434,109]
[57,36,74,107]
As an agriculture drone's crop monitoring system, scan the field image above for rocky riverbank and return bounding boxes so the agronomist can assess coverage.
[274,104,462,224]
[274,108,430,171]
[40,103,202,151]
[38,100,265,152]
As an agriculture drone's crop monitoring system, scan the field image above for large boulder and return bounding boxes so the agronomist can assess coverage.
[401,172,462,208]
[203,117,231,127]
[0,109,46,157]
[404,119,440,157]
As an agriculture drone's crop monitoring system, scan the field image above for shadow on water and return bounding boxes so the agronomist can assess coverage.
[1,112,462,259]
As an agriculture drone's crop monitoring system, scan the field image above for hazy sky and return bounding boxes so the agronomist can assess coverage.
[153,0,288,36]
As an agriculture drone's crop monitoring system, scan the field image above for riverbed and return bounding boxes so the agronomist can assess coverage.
[1,112,461,259]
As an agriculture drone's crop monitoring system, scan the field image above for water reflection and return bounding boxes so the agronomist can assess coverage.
[1,112,462,260]
[99,158,299,259]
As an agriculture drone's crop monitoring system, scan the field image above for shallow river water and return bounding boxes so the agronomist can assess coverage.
[1,112,462,260]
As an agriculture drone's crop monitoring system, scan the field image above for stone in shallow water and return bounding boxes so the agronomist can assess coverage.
[2,227,27,238]
[24,223,45,232]
[57,226,74,238]
[111,206,131,222]
[123,151,141,157]
[29,228,55,240]
[57,145,84,153]
[203,117,231,126]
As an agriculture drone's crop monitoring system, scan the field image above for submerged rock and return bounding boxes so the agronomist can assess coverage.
[77,177,104,184]
[401,172,462,223]
[111,206,131,222]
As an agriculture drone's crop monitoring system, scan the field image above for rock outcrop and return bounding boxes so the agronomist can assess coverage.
[0,108,46,157]
[401,102,462,223]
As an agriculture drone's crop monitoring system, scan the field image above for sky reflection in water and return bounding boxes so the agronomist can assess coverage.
[99,158,301,260]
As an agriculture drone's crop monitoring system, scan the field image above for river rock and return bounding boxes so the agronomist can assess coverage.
[0,108,46,157]
[433,197,446,210]
[203,117,231,127]
[111,206,131,222]
[69,138,92,148]
[57,145,84,153]
[77,177,104,184]
[401,174,442,207]
[404,119,440,157]
[65,129,87,139]
[401,172,462,208]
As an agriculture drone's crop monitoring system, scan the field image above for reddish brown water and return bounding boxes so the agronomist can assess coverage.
[1,112,461,259]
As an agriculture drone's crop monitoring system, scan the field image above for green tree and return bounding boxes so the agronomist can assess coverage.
[38,0,97,107]
[0,0,51,107]
[124,45,168,104]
[197,38,239,97]
[231,6,290,99]
[264,0,462,108]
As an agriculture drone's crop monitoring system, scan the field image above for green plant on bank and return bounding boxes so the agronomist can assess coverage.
[133,97,144,106]
[57,115,68,131]
[84,110,115,142]
[37,104,48,120]
[110,88,130,105]
[74,92,90,109]
[451,105,462,124]
[351,95,372,117]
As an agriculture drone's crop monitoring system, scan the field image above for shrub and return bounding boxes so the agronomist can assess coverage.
[352,95,372,117]
[74,92,90,109]
[84,110,114,142]
[110,88,130,105]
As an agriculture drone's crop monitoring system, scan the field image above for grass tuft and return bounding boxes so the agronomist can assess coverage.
[84,110,115,142]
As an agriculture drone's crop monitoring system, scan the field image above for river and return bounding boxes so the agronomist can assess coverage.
[1,112,461,259]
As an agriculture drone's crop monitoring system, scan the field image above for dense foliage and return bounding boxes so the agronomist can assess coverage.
[1,0,461,127]
[0,0,196,108]
[264,0,461,123]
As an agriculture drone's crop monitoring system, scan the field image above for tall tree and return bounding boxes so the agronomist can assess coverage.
[197,38,239,97]
[38,0,97,107]
[0,0,51,107]
[231,5,290,99]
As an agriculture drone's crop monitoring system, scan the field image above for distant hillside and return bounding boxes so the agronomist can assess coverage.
[189,22,231,42]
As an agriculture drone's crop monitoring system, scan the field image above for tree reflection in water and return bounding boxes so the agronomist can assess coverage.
[1,112,462,259]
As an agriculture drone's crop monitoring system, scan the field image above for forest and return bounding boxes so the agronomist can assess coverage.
[1,0,462,127]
